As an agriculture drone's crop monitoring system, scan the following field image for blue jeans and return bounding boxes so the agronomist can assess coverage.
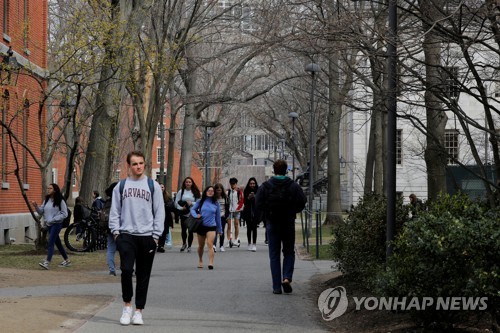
[46,223,68,262]
[215,216,227,247]
[266,222,295,291]
[166,228,172,244]
[107,233,117,272]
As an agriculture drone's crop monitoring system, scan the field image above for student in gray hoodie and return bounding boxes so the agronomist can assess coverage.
[32,183,71,270]
[109,151,165,326]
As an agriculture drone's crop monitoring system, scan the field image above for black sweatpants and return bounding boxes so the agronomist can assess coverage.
[180,215,194,247]
[246,217,258,244]
[116,233,157,309]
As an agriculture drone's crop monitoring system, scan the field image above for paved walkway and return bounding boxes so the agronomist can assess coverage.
[4,226,334,332]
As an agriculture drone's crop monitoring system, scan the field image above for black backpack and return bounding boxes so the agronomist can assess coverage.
[62,206,72,228]
[98,199,112,229]
[265,182,293,218]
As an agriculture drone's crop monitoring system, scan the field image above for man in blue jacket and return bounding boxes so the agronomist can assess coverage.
[255,159,306,295]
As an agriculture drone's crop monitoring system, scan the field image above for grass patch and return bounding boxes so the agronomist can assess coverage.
[0,225,186,271]
[0,243,108,271]
[294,217,336,260]
[0,243,45,269]
[306,244,331,260]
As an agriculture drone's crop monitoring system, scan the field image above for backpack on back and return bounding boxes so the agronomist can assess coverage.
[62,207,72,228]
[266,182,293,218]
[98,199,112,229]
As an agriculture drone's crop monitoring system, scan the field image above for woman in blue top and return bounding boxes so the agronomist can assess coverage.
[31,183,71,269]
[190,186,222,270]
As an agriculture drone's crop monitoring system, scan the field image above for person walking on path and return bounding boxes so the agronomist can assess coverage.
[255,160,306,295]
[213,183,228,252]
[91,190,105,220]
[174,177,201,252]
[109,150,165,326]
[227,177,244,248]
[157,183,174,253]
[32,183,71,270]
[73,196,89,236]
[191,186,222,269]
[243,177,259,252]
[164,188,174,249]
[409,193,424,219]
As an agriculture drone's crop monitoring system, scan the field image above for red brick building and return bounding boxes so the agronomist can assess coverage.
[0,1,48,244]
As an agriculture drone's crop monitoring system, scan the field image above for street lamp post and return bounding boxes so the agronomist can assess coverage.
[159,111,166,185]
[288,112,298,181]
[386,0,397,259]
[305,63,320,257]
[279,138,286,159]
[198,120,220,189]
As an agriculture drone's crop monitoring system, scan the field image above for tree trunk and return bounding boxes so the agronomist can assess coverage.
[166,87,178,193]
[62,89,83,204]
[364,47,386,195]
[179,102,197,188]
[422,0,448,201]
[374,97,385,195]
[326,50,343,226]
[81,65,122,203]
[364,115,376,194]
[80,1,137,203]
[178,57,198,189]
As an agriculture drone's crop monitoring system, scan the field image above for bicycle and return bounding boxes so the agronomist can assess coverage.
[64,206,108,252]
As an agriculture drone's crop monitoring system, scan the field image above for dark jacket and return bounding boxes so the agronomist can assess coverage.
[165,198,175,228]
[73,203,87,223]
[410,199,424,219]
[91,197,105,219]
[255,176,306,224]
[242,185,258,222]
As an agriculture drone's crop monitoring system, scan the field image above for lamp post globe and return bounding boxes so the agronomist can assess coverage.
[305,63,320,74]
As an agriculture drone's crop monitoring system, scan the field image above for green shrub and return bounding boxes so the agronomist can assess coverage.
[330,193,410,288]
[381,193,500,327]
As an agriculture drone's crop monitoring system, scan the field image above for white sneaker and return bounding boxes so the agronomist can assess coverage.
[166,241,172,249]
[237,239,241,247]
[38,260,49,270]
[58,259,71,267]
[132,310,144,325]
[187,247,191,253]
[252,244,257,252]
[120,306,132,325]
[247,244,252,251]
[213,245,217,253]
[220,246,225,252]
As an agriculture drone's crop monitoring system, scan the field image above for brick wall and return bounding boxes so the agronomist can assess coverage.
[1,0,48,215]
